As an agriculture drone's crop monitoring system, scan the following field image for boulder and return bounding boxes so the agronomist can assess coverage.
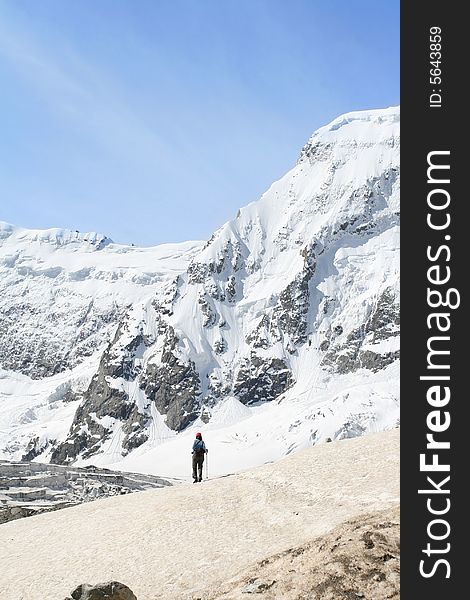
[68,581,137,600]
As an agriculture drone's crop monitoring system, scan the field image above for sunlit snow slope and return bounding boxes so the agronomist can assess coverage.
[0,107,400,476]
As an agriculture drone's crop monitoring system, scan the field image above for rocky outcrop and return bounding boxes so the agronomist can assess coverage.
[140,323,201,431]
[271,244,316,345]
[51,374,128,464]
[198,292,218,327]
[323,288,399,374]
[21,436,56,462]
[233,356,292,405]
[66,581,137,600]
[0,298,123,379]
[241,578,276,593]
[51,317,147,463]
[53,311,202,461]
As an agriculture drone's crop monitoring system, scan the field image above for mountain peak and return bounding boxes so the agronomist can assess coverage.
[298,105,400,165]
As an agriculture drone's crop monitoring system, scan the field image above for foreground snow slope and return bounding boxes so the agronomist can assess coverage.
[0,106,400,472]
[0,429,399,600]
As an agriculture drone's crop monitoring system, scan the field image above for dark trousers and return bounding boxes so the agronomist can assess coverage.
[192,454,204,481]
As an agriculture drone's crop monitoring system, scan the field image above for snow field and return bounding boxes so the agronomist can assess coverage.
[0,429,399,600]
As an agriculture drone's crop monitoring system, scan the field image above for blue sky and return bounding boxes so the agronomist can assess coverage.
[0,0,399,246]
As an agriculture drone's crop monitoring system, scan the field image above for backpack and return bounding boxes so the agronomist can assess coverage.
[194,440,205,457]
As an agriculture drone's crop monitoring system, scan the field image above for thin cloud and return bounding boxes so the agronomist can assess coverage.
[0,13,174,171]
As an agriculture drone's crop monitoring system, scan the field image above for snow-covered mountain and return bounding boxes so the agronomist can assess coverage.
[0,106,400,476]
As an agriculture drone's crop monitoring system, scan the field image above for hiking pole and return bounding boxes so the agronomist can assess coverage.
[205,453,208,480]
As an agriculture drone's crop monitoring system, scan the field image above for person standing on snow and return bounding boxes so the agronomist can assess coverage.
[192,432,208,483]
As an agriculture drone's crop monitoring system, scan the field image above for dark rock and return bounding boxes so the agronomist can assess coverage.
[51,314,149,463]
[53,316,202,452]
[360,350,400,372]
[241,579,276,594]
[270,244,316,345]
[188,239,245,287]
[298,139,333,164]
[187,261,209,284]
[233,356,292,405]
[140,324,201,431]
[69,581,137,600]
[226,275,237,301]
[334,420,366,440]
[324,287,399,374]
[151,276,180,316]
[213,338,227,355]
[197,293,218,327]
[0,505,37,524]
[21,436,48,462]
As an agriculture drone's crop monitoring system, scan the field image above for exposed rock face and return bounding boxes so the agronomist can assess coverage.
[0,107,400,465]
[139,324,201,431]
[233,356,292,405]
[198,292,218,327]
[51,312,202,461]
[67,581,137,600]
[271,243,316,346]
[0,296,123,379]
[323,288,400,374]
[51,343,132,463]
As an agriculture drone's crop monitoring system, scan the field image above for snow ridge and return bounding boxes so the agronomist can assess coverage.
[0,221,112,248]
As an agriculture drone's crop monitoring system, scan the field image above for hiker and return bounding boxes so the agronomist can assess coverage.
[192,432,208,482]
